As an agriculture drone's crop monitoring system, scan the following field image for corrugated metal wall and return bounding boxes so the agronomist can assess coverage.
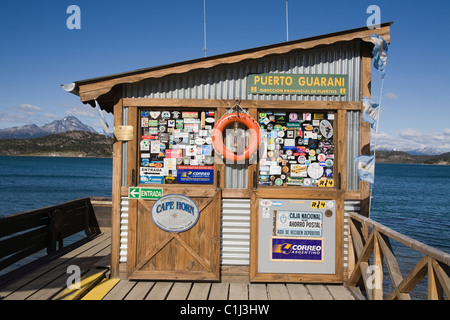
[120,197,129,263]
[347,111,361,190]
[221,199,251,265]
[124,41,361,102]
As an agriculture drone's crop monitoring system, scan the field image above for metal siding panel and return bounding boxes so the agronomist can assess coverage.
[120,197,129,263]
[221,199,251,265]
[346,111,361,190]
[125,41,361,102]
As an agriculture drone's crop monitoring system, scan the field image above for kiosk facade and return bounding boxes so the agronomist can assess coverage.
[64,23,392,283]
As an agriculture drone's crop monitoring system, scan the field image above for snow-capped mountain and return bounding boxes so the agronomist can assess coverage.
[372,144,445,156]
[0,116,97,139]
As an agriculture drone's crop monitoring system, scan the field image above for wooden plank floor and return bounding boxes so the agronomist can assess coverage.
[0,231,362,300]
[98,280,358,300]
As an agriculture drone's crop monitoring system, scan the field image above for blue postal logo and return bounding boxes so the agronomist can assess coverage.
[272,237,323,262]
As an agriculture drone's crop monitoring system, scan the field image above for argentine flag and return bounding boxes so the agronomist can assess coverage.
[370,34,388,77]
[362,96,379,131]
[354,155,375,184]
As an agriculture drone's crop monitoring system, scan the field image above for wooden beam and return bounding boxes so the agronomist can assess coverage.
[110,91,123,279]
[376,232,411,300]
[122,98,361,110]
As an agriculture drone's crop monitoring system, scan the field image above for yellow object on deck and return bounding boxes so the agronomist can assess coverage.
[54,270,107,300]
[81,278,120,300]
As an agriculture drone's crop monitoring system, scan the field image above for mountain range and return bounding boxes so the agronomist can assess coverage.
[0,116,97,139]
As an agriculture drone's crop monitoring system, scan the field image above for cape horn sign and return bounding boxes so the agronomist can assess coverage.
[150,194,199,232]
[212,112,261,162]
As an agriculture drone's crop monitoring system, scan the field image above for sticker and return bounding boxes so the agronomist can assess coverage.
[314,113,324,120]
[182,111,198,118]
[291,164,307,177]
[286,177,303,185]
[319,120,333,138]
[205,117,215,123]
[166,149,183,158]
[202,145,212,156]
[149,111,161,119]
[140,140,150,151]
[270,165,282,175]
[176,165,214,184]
[184,123,199,132]
[284,139,295,147]
[271,237,323,262]
[195,138,206,145]
[275,178,283,186]
[260,199,272,207]
[307,162,324,179]
[161,111,171,119]
[140,175,165,184]
[172,111,180,119]
[289,113,298,121]
[140,167,164,175]
[185,145,196,156]
[310,201,327,209]
[176,120,184,129]
[318,179,334,187]
[150,140,160,153]
[275,211,323,237]
[274,124,283,131]
[141,111,149,118]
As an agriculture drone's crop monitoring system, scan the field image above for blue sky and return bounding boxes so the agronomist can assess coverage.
[1,0,449,152]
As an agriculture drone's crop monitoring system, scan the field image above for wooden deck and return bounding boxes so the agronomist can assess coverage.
[0,231,361,300]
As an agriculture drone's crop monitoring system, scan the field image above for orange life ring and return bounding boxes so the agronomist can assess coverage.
[212,112,261,162]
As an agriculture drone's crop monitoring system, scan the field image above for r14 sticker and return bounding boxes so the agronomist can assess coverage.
[310,201,326,209]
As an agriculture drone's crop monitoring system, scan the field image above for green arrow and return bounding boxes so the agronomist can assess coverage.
[129,187,140,199]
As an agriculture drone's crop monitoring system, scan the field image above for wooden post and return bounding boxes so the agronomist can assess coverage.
[372,232,383,300]
[110,88,123,279]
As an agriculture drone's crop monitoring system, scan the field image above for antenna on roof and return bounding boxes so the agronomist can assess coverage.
[203,0,207,57]
[286,1,289,41]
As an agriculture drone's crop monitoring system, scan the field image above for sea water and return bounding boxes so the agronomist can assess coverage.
[0,156,112,216]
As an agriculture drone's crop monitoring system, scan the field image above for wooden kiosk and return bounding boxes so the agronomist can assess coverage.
[64,23,392,284]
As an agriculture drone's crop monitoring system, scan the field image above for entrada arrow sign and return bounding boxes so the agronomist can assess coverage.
[128,187,163,200]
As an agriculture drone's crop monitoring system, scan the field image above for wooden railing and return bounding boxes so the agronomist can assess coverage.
[0,198,106,286]
[347,212,450,300]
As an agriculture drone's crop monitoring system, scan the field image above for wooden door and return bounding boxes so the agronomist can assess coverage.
[127,190,221,281]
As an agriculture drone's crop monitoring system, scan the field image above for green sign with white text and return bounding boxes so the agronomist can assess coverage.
[129,187,163,200]
[248,73,348,96]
